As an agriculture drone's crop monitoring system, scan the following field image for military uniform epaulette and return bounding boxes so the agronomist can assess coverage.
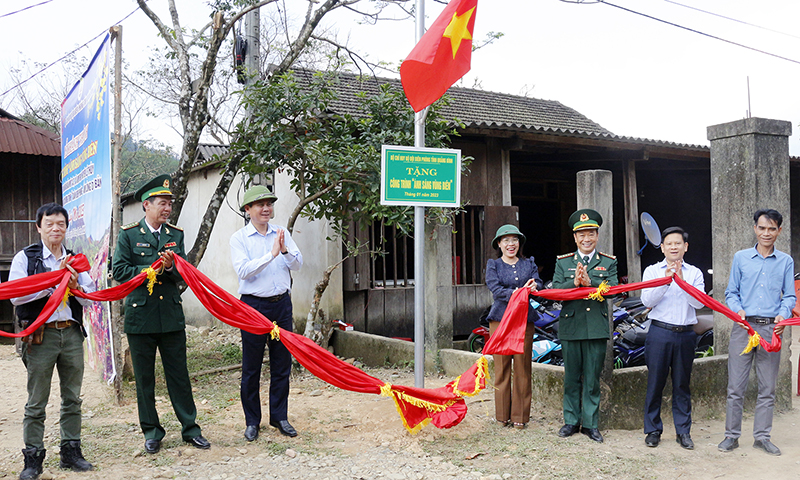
[557,253,574,259]
[166,222,183,232]
[599,252,616,260]
[122,222,139,230]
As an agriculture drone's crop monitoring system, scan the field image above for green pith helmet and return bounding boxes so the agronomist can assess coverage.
[491,224,526,250]
[240,185,278,212]
[568,208,603,232]
[135,174,174,202]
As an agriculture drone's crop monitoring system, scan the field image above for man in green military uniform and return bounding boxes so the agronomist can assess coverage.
[553,209,618,443]
[112,175,210,454]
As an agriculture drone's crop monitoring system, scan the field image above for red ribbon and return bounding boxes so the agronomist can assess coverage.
[5,252,792,431]
[488,275,797,355]
[0,254,160,338]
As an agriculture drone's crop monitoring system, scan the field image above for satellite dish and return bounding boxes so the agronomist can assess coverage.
[638,212,661,255]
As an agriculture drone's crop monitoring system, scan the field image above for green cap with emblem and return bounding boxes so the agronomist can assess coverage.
[240,185,278,212]
[135,174,174,202]
[491,224,526,250]
[568,208,603,232]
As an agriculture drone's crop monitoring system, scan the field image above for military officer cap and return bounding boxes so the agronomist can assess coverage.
[240,185,278,212]
[135,174,174,202]
[491,224,526,250]
[568,209,603,231]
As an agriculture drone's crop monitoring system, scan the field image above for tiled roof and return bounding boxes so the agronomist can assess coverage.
[289,69,612,136]
[193,143,228,168]
[288,69,709,152]
[0,108,60,157]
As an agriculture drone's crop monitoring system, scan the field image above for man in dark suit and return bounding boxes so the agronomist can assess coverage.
[112,175,209,454]
[553,209,618,443]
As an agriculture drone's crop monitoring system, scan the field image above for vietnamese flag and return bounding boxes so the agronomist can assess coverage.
[400,0,478,112]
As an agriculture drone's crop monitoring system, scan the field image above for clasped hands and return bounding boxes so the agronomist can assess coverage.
[158,250,176,270]
[270,228,289,258]
[573,262,591,287]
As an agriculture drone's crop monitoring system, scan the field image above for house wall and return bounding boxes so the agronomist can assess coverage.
[122,168,343,329]
[0,152,61,334]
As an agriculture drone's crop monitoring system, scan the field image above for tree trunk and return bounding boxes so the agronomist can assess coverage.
[186,155,242,266]
[303,256,348,345]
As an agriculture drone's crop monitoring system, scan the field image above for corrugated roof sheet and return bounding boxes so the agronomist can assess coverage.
[0,109,60,157]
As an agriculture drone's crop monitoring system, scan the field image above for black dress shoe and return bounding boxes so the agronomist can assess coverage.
[269,419,298,437]
[581,427,604,443]
[185,435,211,449]
[645,432,661,447]
[558,424,580,438]
[144,439,160,454]
[244,425,259,442]
[676,433,694,450]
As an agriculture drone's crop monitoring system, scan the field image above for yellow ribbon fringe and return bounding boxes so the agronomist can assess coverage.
[62,287,72,306]
[381,382,461,434]
[141,266,160,295]
[270,323,281,341]
[451,356,490,397]
[588,280,610,302]
[741,332,761,355]
[379,382,393,397]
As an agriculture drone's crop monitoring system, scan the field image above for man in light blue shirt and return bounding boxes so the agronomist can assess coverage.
[230,186,302,441]
[640,227,705,450]
[718,209,795,456]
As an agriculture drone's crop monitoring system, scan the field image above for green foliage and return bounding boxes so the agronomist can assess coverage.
[119,138,180,195]
[230,70,466,237]
[18,110,59,134]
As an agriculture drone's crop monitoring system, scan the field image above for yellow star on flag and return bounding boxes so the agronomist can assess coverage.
[443,7,475,59]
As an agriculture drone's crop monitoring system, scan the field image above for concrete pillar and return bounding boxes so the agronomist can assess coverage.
[424,222,453,371]
[576,170,614,253]
[575,169,615,423]
[707,117,792,411]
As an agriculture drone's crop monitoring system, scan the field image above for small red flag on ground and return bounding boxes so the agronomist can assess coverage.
[400,0,478,112]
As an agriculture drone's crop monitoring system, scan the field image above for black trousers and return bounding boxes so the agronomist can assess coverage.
[240,294,294,427]
[643,323,696,435]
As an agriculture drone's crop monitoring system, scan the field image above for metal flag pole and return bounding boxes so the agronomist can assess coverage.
[413,0,426,388]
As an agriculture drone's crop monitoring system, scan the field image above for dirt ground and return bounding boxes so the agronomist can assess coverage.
[2,327,800,480]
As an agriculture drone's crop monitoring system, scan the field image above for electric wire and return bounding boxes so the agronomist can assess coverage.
[661,0,800,41]
[599,0,800,66]
[0,6,140,98]
[0,0,55,19]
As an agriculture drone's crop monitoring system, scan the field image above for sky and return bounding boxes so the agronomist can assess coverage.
[2,0,800,154]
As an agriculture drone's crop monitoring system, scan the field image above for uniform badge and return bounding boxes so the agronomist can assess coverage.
[140,227,146,234]
[163,179,170,188]
[164,241,177,248]
[136,243,151,247]
[594,266,606,271]
[580,213,589,221]
[568,268,576,271]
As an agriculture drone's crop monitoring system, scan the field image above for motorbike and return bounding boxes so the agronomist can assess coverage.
[613,297,715,369]
[467,287,563,366]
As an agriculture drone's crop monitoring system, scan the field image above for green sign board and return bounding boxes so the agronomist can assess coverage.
[380,145,461,207]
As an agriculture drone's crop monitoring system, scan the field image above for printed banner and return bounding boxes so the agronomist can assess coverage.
[60,34,114,382]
